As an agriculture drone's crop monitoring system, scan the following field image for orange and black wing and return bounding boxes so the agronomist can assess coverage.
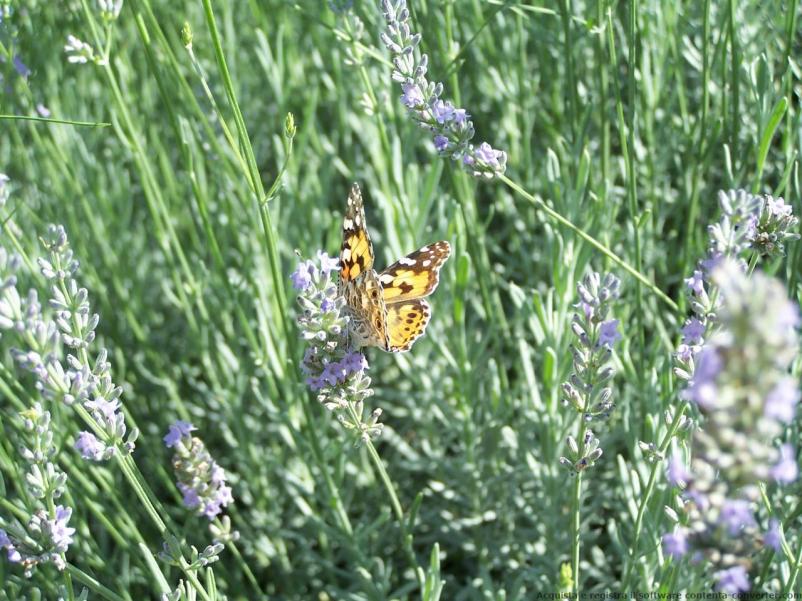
[339,183,375,286]
[379,241,451,303]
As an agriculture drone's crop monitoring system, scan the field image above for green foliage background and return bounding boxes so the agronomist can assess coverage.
[1,0,801,598]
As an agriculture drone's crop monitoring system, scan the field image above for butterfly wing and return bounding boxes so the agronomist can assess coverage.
[339,183,375,286]
[379,240,451,302]
[386,299,431,352]
[339,183,389,350]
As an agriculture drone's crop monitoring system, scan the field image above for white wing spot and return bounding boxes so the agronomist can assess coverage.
[343,218,353,229]
[379,273,395,284]
[355,215,361,226]
[342,248,351,261]
[419,246,429,252]
[399,257,416,266]
[422,259,431,267]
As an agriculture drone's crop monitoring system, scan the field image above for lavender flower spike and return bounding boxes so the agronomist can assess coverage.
[166,421,233,520]
[380,0,507,179]
[293,251,382,443]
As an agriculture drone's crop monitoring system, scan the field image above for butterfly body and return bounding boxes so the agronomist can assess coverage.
[338,184,450,353]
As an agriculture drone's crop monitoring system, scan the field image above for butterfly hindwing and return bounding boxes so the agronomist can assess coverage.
[339,183,374,284]
[386,299,431,353]
[379,241,451,303]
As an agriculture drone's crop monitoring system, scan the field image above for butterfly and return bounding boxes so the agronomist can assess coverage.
[338,183,451,353]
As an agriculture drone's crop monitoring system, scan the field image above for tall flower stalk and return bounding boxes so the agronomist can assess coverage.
[624,189,799,589]
[559,271,621,592]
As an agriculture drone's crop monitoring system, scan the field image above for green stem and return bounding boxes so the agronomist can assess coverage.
[621,401,689,589]
[200,0,293,354]
[498,174,677,311]
[66,564,127,601]
[571,472,583,593]
[0,114,109,127]
[363,438,426,591]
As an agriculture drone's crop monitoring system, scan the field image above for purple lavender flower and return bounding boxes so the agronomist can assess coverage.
[681,318,705,344]
[684,270,705,295]
[164,420,196,448]
[321,298,336,313]
[474,142,501,168]
[718,500,756,535]
[36,104,51,118]
[85,397,120,423]
[767,196,792,217]
[290,260,314,291]
[598,319,621,349]
[74,431,106,461]
[764,377,799,423]
[714,566,750,594]
[560,272,620,472]
[294,247,382,440]
[431,100,455,124]
[50,506,76,551]
[675,344,696,363]
[342,351,368,373]
[666,453,690,487]
[662,530,688,559]
[167,424,233,520]
[316,251,340,277]
[770,444,798,484]
[380,0,506,178]
[682,347,721,408]
[0,529,21,563]
[764,519,782,552]
[453,108,469,125]
[13,55,30,78]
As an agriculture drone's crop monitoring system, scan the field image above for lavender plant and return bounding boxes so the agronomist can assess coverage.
[164,420,234,520]
[560,271,621,592]
[613,189,797,591]
[663,259,800,593]
[0,404,75,576]
[560,272,622,473]
[292,252,382,442]
[379,0,507,179]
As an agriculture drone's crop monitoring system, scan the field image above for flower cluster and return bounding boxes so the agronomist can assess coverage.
[673,189,795,379]
[165,421,233,520]
[98,0,123,21]
[751,194,800,258]
[0,405,75,576]
[663,259,800,594]
[559,272,621,473]
[380,0,507,179]
[39,225,136,459]
[64,34,100,65]
[292,252,382,442]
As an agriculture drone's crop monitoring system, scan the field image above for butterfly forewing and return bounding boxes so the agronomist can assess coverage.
[379,241,451,303]
[339,183,375,285]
